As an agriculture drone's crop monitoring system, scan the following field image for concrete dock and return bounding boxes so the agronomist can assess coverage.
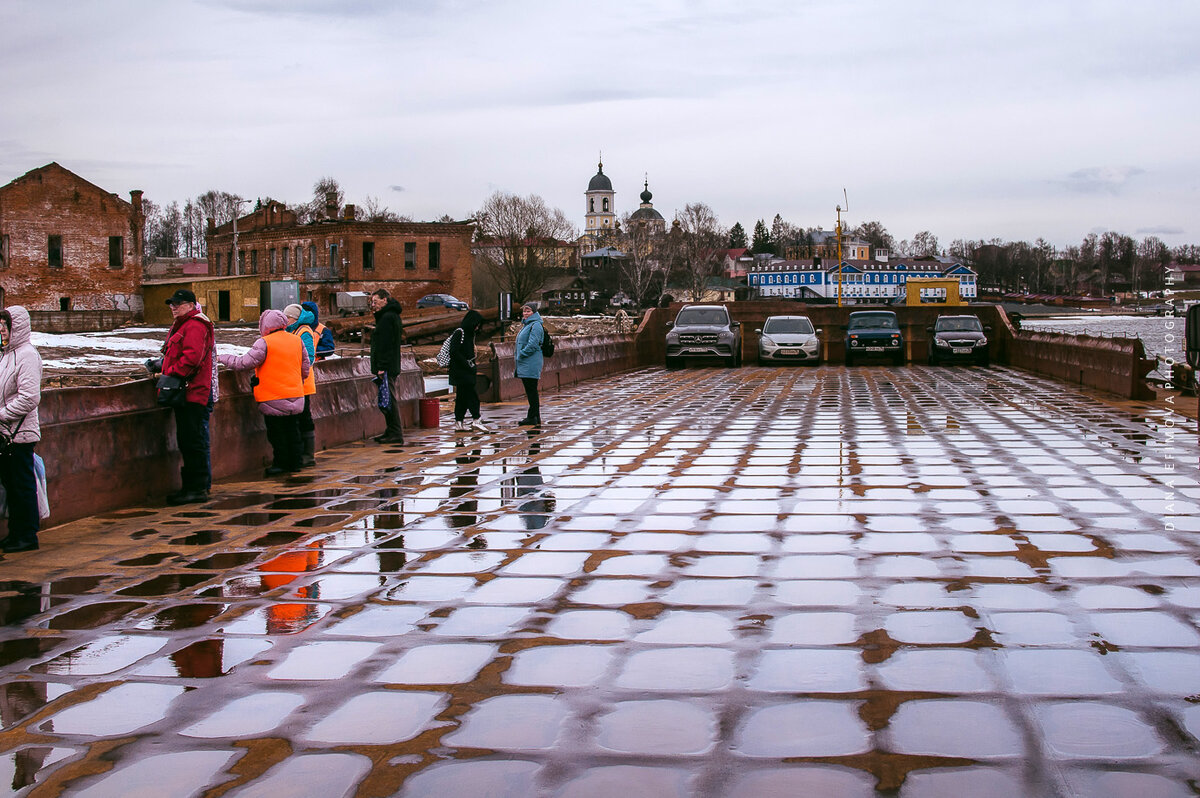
[1,364,1198,797]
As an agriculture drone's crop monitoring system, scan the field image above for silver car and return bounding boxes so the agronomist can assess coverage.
[757,315,821,364]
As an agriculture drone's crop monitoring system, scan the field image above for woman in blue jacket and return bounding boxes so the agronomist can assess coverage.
[515,303,544,425]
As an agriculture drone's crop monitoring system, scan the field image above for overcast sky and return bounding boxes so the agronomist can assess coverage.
[2,0,1197,249]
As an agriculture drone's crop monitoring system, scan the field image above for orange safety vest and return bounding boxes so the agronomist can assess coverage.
[253,330,305,402]
[291,324,317,396]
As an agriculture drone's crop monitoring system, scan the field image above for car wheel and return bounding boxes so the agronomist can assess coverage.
[845,352,854,367]
[928,353,938,367]
[725,354,738,368]
[977,356,990,367]
[665,356,680,369]
[892,352,904,366]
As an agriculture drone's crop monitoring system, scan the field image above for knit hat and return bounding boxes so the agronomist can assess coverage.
[283,304,303,321]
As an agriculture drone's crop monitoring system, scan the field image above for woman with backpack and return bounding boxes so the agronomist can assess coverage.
[446,310,488,432]
[515,303,545,426]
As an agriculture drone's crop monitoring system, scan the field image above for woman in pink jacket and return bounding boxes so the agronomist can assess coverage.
[218,310,310,476]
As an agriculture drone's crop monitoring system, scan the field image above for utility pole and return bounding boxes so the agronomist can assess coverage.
[231,197,248,276]
[835,190,848,307]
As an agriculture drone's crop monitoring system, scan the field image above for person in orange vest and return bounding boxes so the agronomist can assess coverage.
[302,301,336,359]
[284,304,318,467]
[218,309,310,476]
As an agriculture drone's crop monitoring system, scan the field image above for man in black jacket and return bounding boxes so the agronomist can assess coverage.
[369,289,405,444]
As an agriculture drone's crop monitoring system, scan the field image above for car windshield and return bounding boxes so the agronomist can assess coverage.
[848,314,897,330]
[764,317,814,334]
[935,317,982,332]
[676,308,728,326]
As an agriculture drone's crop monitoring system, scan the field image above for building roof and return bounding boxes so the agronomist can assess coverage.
[629,206,664,222]
[587,161,613,192]
[582,246,626,259]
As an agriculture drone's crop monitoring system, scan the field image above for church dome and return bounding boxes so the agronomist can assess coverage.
[630,206,664,222]
[588,162,612,192]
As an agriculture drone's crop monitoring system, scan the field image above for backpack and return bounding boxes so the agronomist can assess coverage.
[540,326,554,358]
[436,329,460,368]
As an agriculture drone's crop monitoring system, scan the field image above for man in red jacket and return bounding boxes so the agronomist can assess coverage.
[159,289,215,504]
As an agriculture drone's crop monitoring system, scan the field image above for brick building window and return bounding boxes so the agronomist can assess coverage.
[238,250,246,273]
[428,242,440,271]
[49,235,63,269]
[294,246,301,273]
[270,248,277,274]
[215,253,222,274]
[0,235,8,269]
[329,244,339,274]
[250,249,259,274]
[363,242,375,271]
[109,236,123,269]
[404,242,416,269]
[309,245,316,271]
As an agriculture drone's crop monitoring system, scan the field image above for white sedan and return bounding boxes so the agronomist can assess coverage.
[756,315,822,364]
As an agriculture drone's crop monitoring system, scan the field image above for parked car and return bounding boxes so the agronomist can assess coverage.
[416,293,468,310]
[844,310,904,366]
[927,315,990,366]
[664,304,742,368]
[756,315,821,365]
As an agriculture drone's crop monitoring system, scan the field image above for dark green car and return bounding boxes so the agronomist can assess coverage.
[844,310,904,366]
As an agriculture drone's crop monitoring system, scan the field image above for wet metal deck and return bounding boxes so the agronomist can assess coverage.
[2,365,1198,797]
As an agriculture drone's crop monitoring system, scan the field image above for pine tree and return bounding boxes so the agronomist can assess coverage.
[751,219,773,255]
[729,222,748,249]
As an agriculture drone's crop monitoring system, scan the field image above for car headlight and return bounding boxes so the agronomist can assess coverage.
[761,336,775,347]
[935,338,950,347]
[976,337,988,346]
[849,339,859,348]
[719,331,734,341]
[890,337,901,347]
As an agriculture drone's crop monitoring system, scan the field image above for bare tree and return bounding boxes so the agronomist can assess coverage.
[909,230,940,258]
[673,203,727,302]
[617,213,670,308]
[474,191,578,305]
[292,176,344,223]
[145,200,183,258]
[359,195,409,223]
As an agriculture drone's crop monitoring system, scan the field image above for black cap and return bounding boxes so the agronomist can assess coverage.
[165,289,197,306]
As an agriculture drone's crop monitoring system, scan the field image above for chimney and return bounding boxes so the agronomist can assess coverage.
[325,191,338,220]
[206,217,216,233]
[129,189,144,216]
[344,204,356,221]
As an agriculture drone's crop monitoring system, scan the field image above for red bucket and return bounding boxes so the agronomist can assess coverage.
[419,397,441,428]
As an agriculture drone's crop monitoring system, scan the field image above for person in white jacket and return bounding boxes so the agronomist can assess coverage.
[0,306,44,553]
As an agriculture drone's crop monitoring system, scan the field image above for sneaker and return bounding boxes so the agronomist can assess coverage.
[471,418,490,432]
[454,421,468,432]
[377,434,406,444]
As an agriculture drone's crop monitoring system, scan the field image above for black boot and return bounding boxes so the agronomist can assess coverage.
[2,537,39,553]
[301,432,316,468]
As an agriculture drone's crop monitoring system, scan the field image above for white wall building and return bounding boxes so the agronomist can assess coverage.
[748,258,978,302]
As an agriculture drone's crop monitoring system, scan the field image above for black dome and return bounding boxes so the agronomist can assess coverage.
[588,162,612,192]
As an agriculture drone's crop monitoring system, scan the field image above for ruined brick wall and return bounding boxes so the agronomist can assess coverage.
[0,163,144,314]
[207,216,475,316]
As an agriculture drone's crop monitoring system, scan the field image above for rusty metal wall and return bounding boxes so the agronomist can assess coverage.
[33,353,425,526]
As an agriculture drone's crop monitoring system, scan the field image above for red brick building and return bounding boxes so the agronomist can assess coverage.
[0,163,145,312]
[205,196,474,316]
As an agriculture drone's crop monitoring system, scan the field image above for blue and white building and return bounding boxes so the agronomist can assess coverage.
[748,257,978,302]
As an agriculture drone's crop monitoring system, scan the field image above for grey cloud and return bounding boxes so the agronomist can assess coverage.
[390,185,406,193]
[1136,225,1184,236]
[1061,166,1144,195]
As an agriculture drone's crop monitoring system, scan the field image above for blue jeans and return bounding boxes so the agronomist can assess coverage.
[0,442,39,543]
[174,402,211,493]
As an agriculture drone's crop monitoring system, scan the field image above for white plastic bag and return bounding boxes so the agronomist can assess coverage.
[436,330,459,369]
[33,453,49,519]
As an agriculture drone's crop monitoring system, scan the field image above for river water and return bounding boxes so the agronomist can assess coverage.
[1020,315,1187,378]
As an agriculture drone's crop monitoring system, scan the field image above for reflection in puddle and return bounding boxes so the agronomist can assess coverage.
[219,603,332,635]
[375,643,495,684]
[45,601,147,631]
[735,702,870,757]
[0,745,77,793]
[117,552,178,567]
[1037,702,1164,759]
[248,530,306,547]
[60,750,238,797]
[302,691,445,744]
[396,760,540,798]
[185,552,259,570]
[180,691,305,738]
[266,640,381,680]
[596,700,715,755]
[0,681,73,731]
[444,695,568,750]
[233,753,372,797]
[117,573,212,597]
[0,637,66,668]
[40,682,185,736]
[34,635,168,676]
[137,637,272,678]
[169,530,226,546]
[505,645,615,687]
[133,603,228,631]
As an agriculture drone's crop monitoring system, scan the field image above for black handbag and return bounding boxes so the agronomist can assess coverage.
[156,374,188,407]
[0,414,29,456]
